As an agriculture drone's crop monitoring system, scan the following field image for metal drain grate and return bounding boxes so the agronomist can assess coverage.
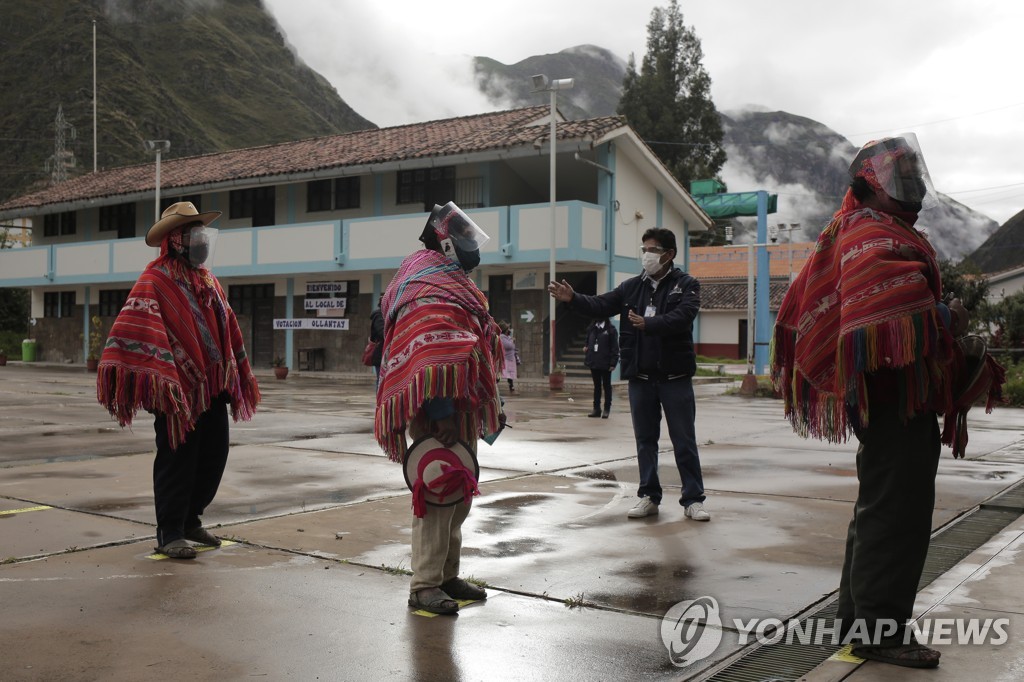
[702,481,1024,682]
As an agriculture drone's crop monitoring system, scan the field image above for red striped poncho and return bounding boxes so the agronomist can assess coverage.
[96,247,261,450]
[374,249,503,462]
[770,189,955,444]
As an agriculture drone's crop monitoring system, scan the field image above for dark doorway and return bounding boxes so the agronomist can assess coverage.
[229,284,275,369]
[738,319,749,361]
[488,275,513,326]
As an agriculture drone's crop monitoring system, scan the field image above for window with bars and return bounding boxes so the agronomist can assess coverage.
[306,180,332,213]
[98,203,137,239]
[228,283,275,316]
[307,178,361,212]
[334,177,361,210]
[397,167,455,210]
[229,187,276,226]
[98,289,131,316]
[43,212,76,237]
[44,291,76,318]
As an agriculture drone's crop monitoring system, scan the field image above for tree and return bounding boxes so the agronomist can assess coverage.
[987,291,1024,350]
[939,259,989,325]
[617,0,727,191]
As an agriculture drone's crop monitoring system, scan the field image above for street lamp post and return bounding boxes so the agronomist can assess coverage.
[531,74,574,376]
[143,140,171,224]
[771,223,801,283]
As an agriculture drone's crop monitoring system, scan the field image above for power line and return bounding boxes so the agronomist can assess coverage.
[845,101,1024,137]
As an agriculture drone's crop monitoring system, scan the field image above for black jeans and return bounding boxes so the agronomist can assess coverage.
[590,369,612,411]
[627,376,705,507]
[836,406,940,645]
[152,397,230,547]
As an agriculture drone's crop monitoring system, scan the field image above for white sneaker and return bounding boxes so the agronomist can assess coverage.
[627,496,659,518]
[685,502,710,522]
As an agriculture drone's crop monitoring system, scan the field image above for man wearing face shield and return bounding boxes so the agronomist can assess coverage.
[375,201,505,615]
[97,202,261,560]
[771,135,1002,668]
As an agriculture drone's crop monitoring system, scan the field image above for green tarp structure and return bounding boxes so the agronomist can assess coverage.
[692,191,778,219]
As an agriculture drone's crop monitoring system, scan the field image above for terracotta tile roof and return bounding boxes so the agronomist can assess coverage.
[699,280,791,310]
[1,106,627,213]
[688,243,814,280]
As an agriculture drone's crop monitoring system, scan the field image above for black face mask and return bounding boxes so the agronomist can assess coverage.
[894,199,923,213]
[185,242,210,266]
[454,245,480,272]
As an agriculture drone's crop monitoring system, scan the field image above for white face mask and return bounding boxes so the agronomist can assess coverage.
[642,251,663,276]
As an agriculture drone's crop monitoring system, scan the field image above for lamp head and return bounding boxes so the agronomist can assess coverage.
[144,140,171,154]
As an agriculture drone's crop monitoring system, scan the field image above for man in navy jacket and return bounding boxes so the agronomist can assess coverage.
[548,227,709,521]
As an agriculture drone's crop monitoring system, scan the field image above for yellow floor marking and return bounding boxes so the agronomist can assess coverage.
[411,599,478,617]
[0,505,53,516]
[147,539,237,560]
[829,644,865,663]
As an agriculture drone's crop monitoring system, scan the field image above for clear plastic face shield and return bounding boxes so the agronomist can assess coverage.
[428,202,490,271]
[182,224,218,269]
[849,133,937,212]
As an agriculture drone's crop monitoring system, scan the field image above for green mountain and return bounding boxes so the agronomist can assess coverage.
[0,0,373,204]
[964,208,1024,273]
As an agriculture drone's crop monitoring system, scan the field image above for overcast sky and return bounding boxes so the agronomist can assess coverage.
[263,0,1024,226]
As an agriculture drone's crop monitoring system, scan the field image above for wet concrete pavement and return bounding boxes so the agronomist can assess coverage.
[1,363,1023,681]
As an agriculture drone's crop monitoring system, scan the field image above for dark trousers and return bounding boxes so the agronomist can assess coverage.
[628,377,705,507]
[152,397,230,547]
[590,369,612,411]
[836,407,940,644]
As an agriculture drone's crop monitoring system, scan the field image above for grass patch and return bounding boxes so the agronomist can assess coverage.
[564,592,590,609]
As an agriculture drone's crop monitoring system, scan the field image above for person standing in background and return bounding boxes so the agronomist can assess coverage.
[369,306,385,384]
[498,321,520,393]
[584,318,619,418]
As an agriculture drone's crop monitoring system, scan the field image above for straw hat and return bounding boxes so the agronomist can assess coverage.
[145,201,221,247]
[403,436,479,516]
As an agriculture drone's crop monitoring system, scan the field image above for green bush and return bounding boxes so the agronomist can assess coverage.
[0,330,24,359]
[1003,359,1024,407]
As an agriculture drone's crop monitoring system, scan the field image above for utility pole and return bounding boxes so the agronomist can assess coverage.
[46,105,76,185]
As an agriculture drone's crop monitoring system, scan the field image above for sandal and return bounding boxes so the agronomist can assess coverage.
[440,577,487,601]
[184,526,222,546]
[852,643,941,669]
[155,539,197,560]
[408,587,459,615]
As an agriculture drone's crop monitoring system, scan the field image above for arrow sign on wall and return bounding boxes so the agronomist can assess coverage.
[520,310,535,323]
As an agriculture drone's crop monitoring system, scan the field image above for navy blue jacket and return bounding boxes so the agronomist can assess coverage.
[569,266,700,379]
[584,322,619,371]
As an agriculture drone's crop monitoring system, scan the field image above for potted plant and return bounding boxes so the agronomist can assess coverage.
[86,315,105,372]
[273,356,289,380]
[549,363,567,391]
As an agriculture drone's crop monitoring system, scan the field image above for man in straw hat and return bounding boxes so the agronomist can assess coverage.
[771,135,1003,668]
[97,202,261,559]
[375,202,506,615]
